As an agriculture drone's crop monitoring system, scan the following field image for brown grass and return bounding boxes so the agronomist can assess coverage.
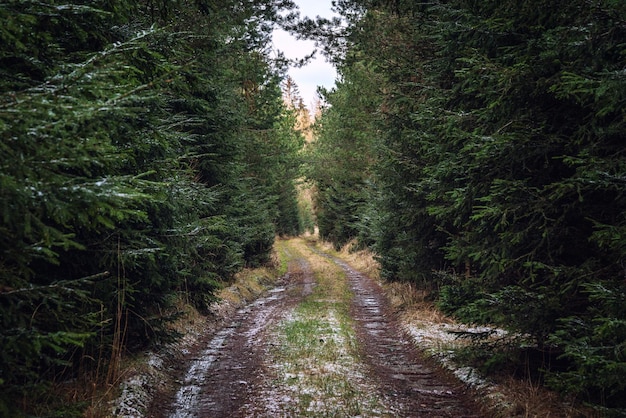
[312,238,381,280]
[482,375,599,418]
[312,236,597,418]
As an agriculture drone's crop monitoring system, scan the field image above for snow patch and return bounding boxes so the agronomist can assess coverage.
[402,316,524,415]
[110,352,165,417]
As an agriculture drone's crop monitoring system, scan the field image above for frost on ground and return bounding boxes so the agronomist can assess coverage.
[109,272,273,417]
[110,352,164,417]
[401,316,522,414]
[249,308,395,417]
[403,319,493,386]
[109,328,209,417]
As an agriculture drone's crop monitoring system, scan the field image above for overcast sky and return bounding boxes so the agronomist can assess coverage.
[272,0,338,111]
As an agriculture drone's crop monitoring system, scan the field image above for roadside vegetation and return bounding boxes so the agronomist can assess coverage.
[264,238,392,416]
[302,1,626,415]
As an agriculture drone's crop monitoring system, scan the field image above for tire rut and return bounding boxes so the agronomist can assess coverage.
[153,259,313,418]
[323,253,481,417]
[151,241,481,417]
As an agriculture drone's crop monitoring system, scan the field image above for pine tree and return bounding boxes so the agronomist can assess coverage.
[0,0,303,413]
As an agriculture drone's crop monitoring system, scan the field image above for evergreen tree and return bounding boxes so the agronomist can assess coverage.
[305,60,380,248]
[0,0,302,414]
[304,0,626,411]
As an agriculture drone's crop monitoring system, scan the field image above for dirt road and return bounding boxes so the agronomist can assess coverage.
[150,238,481,417]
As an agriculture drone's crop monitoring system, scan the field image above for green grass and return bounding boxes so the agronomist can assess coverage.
[274,238,294,276]
[265,238,393,417]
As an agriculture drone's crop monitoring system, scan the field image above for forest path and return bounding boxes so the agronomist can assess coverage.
[151,237,481,417]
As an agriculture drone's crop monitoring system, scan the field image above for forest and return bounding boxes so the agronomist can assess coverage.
[0,0,305,415]
[1,0,625,416]
[305,0,626,415]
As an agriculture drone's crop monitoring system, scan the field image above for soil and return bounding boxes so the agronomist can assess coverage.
[146,243,482,417]
[333,255,480,417]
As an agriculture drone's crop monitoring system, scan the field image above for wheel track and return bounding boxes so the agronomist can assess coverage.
[154,259,314,418]
[321,251,481,417]
[152,241,482,417]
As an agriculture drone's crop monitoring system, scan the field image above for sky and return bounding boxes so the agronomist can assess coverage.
[272,0,338,111]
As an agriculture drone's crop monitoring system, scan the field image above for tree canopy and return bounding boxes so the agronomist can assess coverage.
[0,0,304,414]
[305,0,626,413]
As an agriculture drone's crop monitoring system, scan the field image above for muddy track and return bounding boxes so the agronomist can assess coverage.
[149,241,481,417]
[330,256,480,417]
[150,259,314,418]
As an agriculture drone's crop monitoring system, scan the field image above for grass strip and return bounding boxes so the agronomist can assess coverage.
[265,238,393,417]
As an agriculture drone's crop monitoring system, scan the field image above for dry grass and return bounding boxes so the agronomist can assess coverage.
[88,251,286,418]
[312,236,597,418]
[82,297,212,418]
[310,238,381,280]
[219,278,265,305]
[291,238,351,302]
[479,375,600,418]
[399,298,456,326]
[166,297,207,335]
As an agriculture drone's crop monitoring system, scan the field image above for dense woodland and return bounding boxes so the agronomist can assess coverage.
[304,0,626,414]
[1,0,625,416]
[0,0,306,415]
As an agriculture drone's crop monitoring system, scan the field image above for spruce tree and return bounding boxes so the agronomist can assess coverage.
[305,0,626,411]
[0,0,303,414]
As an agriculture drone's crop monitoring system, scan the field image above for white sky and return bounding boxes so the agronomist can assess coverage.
[272,0,338,111]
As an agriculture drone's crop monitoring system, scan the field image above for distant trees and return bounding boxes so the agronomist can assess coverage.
[305,62,380,248]
[305,0,626,412]
[0,0,303,414]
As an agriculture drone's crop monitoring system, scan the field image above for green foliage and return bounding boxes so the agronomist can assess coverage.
[451,333,535,380]
[304,0,626,411]
[305,61,380,248]
[0,0,303,413]
[547,282,626,410]
[0,276,101,399]
[269,111,306,237]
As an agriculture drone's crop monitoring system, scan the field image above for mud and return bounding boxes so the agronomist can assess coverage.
[148,242,481,417]
[334,257,480,417]
[149,261,314,418]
